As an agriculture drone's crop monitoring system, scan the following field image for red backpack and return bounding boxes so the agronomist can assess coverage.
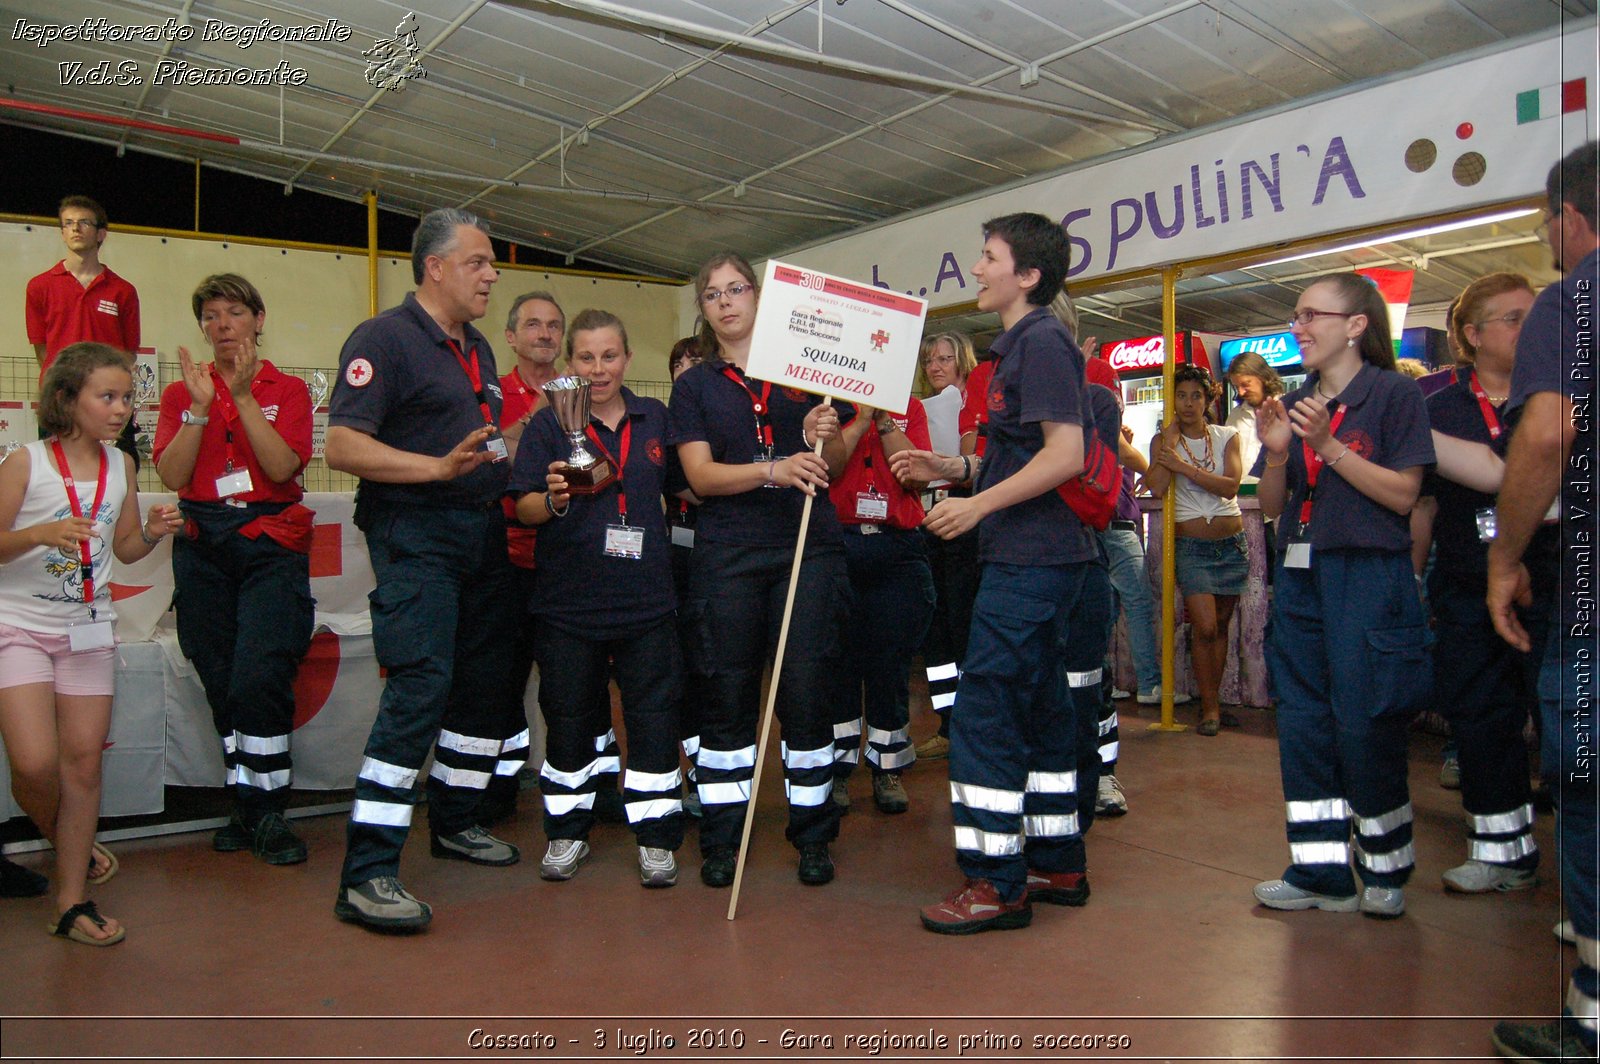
[1055,430,1119,530]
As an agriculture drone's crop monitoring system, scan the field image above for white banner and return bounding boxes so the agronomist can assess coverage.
[746,260,927,415]
[780,28,1597,310]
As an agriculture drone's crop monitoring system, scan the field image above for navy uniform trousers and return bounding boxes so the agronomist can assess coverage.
[340,504,518,888]
[1266,548,1430,895]
[832,526,935,780]
[535,615,685,850]
[1063,559,1112,868]
[682,539,847,855]
[172,501,314,822]
[949,560,1090,901]
[1429,574,1548,870]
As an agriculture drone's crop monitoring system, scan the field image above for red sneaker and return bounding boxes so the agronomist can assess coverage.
[920,878,1032,935]
[1026,869,1090,906]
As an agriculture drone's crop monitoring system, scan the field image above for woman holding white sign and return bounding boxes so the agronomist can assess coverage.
[667,252,851,889]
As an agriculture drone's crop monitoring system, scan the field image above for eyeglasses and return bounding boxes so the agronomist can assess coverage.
[60,219,101,231]
[922,354,957,367]
[700,282,755,305]
[1475,310,1528,329]
[1289,308,1354,327]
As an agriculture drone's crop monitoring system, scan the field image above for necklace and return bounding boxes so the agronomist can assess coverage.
[1177,427,1214,470]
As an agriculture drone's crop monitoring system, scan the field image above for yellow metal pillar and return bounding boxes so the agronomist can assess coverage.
[1151,266,1186,732]
[366,191,379,317]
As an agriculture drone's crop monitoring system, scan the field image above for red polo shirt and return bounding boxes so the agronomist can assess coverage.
[498,366,546,428]
[829,398,931,531]
[25,262,141,370]
[960,359,995,458]
[151,360,313,504]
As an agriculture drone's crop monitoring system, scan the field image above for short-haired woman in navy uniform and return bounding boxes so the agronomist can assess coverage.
[1252,272,1435,919]
[511,309,685,888]
[667,252,850,888]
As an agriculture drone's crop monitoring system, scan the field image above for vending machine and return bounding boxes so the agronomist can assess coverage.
[1101,330,1214,465]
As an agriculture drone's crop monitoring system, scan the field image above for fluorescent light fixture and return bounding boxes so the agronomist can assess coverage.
[1254,208,1540,268]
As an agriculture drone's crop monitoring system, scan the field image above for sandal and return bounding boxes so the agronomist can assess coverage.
[87,842,118,885]
[48,900,125,947]
[1196,718,1220,737]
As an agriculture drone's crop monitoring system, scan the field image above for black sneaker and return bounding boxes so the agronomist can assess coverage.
[797,843,834,885]
[213,815,252,853]
[252,813,309,866]
[1491,1017,1597,1062]
[700,846,736,888]
[0,854,47,898]
[430,825,520,866]
[334,876,432,932]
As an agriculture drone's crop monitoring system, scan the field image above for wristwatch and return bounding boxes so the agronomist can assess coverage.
[181,409,210,427]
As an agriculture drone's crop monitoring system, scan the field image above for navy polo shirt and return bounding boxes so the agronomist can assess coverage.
[666,357,846,549]
[509,388,675,638]
[1252,362,1434,554]
[329,293,509,511]
[1505,247,1598,628]
[975,306,1094,566]
[1422,367,1503,575]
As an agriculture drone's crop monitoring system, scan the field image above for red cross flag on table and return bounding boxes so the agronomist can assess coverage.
[726,262,927,921]
[745,260,927,415]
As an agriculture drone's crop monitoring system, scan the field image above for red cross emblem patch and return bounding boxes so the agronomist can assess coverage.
[870,329,890,352]
[345,358,375,388]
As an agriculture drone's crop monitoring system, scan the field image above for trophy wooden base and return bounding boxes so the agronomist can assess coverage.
[556,459,616,495]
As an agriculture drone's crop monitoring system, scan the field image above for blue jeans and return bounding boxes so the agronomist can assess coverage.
[1102,528,1159,693]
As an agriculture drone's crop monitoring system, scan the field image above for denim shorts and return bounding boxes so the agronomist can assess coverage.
[1175,532,1249,597]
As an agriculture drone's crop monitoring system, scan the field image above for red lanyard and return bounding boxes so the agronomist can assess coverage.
[207,368,245,472]
[1468,370,1502,441]
[445,338,496,428]
[584,417,632,523]
[1298,405,1347,526]
[49,439,108,612]
[721,366,773,450]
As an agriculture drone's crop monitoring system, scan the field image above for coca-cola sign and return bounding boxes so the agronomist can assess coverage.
[1105,334,1167,373]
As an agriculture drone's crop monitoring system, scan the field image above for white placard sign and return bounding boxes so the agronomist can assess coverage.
[745,260,928,415]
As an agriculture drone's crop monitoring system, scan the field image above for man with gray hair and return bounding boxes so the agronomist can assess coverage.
[325,208,521,932]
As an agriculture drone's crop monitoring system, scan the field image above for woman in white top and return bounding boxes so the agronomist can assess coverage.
[1225,350,1286,485]
[1145,364,1247,736]
[0,343,181,946]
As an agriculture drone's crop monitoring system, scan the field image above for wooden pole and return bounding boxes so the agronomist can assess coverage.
[726,399,831,920]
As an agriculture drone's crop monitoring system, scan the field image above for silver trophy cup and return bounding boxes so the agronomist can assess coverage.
[541,376,616,495]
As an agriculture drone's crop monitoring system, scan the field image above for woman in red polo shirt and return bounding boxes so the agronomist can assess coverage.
[153,274,315,866]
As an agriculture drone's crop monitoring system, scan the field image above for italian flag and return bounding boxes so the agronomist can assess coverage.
[1516,78,1587,124]
[1356,267,1414,356]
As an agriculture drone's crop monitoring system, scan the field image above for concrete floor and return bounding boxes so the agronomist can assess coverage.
[1,697,1573,1063]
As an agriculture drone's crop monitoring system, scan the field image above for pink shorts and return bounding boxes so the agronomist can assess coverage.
[0,623,115,697]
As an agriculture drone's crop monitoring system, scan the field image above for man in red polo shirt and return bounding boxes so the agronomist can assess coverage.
[25,195,142,467]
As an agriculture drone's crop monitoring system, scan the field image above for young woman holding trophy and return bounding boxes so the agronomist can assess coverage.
[666,252,852,889]
[509,309,686,888]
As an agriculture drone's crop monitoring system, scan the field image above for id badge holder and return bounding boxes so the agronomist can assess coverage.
[670,524,695,549]
[214,466,254,498]
[756,448,781,489]
[1283,520,1312,569]
[67,617,115,652]
[484,430,509,463]
[855,491,889,522]
[604,524,645,559]
[1475,506,1498,543]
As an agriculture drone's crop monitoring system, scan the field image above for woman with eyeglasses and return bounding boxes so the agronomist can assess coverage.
[1251,272,1435,920]
[1143,364,1246,738]
[667,253,851,888]
[912,332,979,761]
[1411,273,1549,896]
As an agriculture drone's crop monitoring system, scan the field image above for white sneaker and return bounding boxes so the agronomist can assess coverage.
[1359,885,1405,919]
[539,838,590,881]
[638,846,678,888]
[1111,688,1133,700]
[1442,859,1537,894]
[1253,878,1358,912]
[1136,687,1192,705]
[1556,919,1577,945]
[1095,775,1128,817]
